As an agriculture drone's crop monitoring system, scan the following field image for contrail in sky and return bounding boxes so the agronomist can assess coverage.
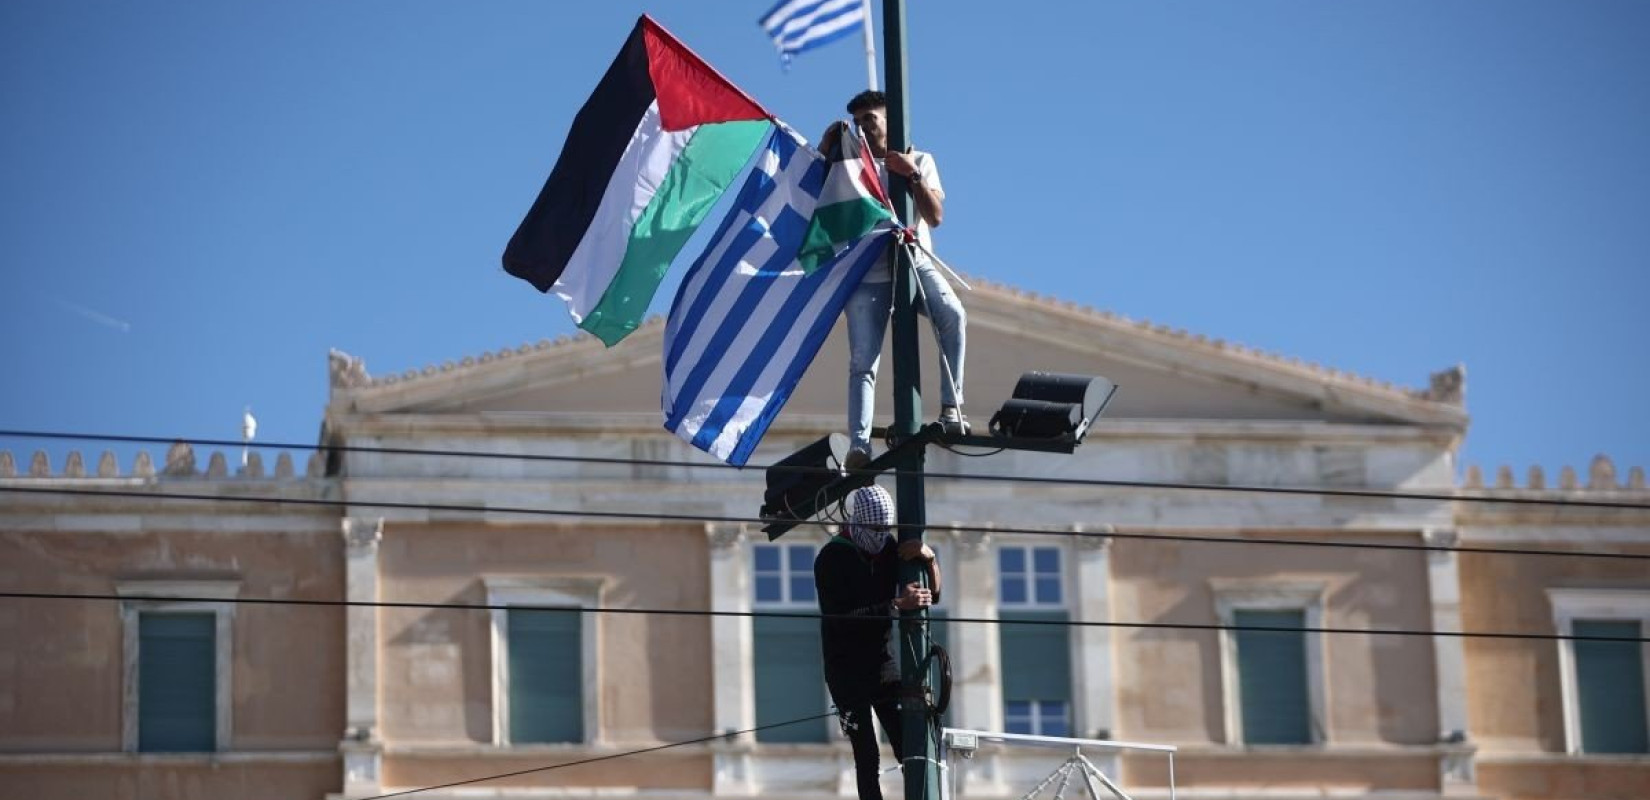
[53,298,132,333]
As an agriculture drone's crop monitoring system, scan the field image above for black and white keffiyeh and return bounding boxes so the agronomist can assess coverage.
[845,485,895,554]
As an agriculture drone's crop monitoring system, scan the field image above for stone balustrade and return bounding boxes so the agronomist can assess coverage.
[1462,455,1647,492]
[0,444,326,479]
[3,442,1644,494]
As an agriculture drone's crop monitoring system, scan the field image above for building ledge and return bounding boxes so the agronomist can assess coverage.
[1161,743,1474,758]
[0,750,337,764]
[1475,752,1650,765]
[383,741,720,758]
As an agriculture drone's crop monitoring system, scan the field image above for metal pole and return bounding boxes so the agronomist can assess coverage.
[861,0,879,90]
[881,4,936,800]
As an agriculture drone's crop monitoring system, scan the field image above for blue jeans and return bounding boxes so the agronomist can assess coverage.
[846,251,967,454]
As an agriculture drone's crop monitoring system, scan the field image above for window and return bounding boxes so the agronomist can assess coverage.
[998,545,1070,735]
[138,613,217,751]
[1005,701,1070,738]
[486,577,604,746]
[752,542,828,743]
[999,545,1063,608]
[506,609,583,744]
[754,542,817,606]
[1548,589,1650,755]
[119,580,237,753]
[1213,582,1326,746]
[1572,621,1648,754]
[1233,609,1311,744]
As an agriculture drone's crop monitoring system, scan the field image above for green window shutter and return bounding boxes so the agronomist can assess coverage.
[753,614,828,742]
[1234,609,1311,745]
[508,608,583,744]
[1000,610,1071,703]
[138,612,217,752]
[1574,620,1649,754]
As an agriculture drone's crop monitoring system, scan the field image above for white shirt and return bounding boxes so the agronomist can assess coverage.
[863,150,943,283]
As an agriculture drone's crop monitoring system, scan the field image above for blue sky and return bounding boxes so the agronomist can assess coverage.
[2,1,1646,479]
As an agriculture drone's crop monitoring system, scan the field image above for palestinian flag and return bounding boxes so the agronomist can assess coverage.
[795,123,895,273]
[504,16,773,346]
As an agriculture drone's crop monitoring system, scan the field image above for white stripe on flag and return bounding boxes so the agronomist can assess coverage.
[662,128,886,465]
[778,7,861,50]
[662,148,806,381]
[761,0,857,35]
[552,101,695,323]
[664,137,814,432]
[760,0,864,59]
[703,236,882,460]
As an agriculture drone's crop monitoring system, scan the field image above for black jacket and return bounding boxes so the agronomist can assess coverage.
[814,536,897,705]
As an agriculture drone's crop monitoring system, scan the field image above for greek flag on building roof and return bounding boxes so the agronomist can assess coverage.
[760,0,866,66]
[663,126,891,466]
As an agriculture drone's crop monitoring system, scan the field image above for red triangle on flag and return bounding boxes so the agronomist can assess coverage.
[642,16,771,132]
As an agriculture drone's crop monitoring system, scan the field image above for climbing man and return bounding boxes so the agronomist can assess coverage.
[814,484,943,800]
[820,89,968,469]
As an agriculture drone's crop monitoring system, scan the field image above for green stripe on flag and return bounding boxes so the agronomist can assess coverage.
[582,120,771,346]
[797,197,891,273]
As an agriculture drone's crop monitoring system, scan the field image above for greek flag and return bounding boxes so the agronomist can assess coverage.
[760,0,866,66]
[663,126,890,465]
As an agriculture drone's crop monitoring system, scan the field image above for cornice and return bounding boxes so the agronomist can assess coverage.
[325,276,1469,428]
[325,412,1461,447]
[965,277,1467,428]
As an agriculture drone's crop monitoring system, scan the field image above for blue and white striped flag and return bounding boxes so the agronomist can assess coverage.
[760,0,867,67]
[663,126,891,465]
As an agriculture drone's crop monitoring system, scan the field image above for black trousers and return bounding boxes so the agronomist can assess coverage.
[836,682,904,800]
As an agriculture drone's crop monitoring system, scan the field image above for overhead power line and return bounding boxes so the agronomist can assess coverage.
[2,484,1647,564]
[5,591,1644,644]
[3,428,1646,512]
[355,710,840,800]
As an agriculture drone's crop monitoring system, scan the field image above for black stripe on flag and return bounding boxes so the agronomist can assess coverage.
[503,20,657,293]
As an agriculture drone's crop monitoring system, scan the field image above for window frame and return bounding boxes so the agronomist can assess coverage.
[484,576,606,747]
[750,540,822,610]
[1546,588,1650,755]
[996,540,1073,736]
[997,543,1066,610]
[119,580,239,753]
[1004,699,1073,738]
[1212,580,1328,747]
[746,534,832,743]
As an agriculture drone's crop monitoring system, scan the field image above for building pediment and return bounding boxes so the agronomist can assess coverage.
[326,278,1468,431]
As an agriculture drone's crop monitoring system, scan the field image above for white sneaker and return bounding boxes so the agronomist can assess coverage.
[939,406,970,436]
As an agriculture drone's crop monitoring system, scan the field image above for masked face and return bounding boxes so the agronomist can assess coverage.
[850,521,890,554]
[847,485,895,554]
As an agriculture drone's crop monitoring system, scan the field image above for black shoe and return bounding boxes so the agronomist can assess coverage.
[843,448,872,471]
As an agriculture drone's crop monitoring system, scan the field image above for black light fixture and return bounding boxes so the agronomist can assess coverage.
[988,372,1118,447]
[760,372,1118,538]
[760,430,932,539]
[759,433,850,525]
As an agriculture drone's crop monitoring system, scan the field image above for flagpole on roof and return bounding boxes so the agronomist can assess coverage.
[861,0,879,89]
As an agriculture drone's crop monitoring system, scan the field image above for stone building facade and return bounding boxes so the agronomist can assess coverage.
[2,280,1646,800]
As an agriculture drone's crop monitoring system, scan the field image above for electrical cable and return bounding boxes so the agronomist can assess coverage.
[352,709,839,800]
[4,591,1643,643]
[3,428,1645,512]
[936,441,1007,457]
[1,483,1645,563]
[929,643,952,717]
